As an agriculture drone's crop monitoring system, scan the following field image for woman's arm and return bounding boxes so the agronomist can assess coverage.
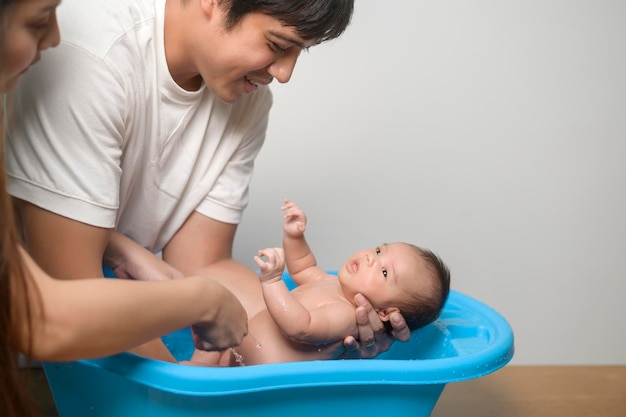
[13,249,248,361]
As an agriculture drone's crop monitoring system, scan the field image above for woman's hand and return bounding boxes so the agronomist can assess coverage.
[341,293,411,359]
[191,278,249,352]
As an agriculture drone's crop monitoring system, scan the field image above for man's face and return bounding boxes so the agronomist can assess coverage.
[183,5,315,103]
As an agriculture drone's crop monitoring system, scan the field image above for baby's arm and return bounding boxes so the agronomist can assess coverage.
[281,199,326,284]
[255,248,355,344]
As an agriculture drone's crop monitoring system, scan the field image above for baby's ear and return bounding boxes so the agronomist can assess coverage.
[377,307,400,322]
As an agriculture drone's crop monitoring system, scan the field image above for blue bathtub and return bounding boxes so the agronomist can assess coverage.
[43,273,514,417]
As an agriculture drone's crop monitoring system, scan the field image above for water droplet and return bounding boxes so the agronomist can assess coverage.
[231,348,246,366]
[248,331,262,349]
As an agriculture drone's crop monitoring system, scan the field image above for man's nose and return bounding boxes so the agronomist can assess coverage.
[267,52,299,84]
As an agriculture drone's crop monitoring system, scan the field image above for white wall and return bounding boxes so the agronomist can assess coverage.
[234,1,626,365]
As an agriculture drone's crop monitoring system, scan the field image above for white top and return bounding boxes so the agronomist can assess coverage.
[6,0,272,252]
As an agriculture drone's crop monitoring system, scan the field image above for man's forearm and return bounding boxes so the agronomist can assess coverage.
[103,230,135,270]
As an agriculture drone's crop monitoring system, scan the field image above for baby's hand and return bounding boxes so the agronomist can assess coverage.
[281,199,307,238]
[254,247,285,284]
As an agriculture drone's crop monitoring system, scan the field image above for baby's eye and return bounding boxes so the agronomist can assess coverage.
[375,247,381,256]
[382,268,388,278]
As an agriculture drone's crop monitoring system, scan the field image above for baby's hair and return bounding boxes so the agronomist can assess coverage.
[384,244,451,333]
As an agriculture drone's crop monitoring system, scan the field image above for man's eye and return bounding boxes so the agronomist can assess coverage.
[269,42,286,54]
[382,268,388,278]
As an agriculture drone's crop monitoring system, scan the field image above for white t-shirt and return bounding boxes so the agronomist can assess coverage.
[5,0,272,252]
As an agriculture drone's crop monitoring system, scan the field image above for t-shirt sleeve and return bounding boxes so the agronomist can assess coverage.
[5,43,126,228]
[195,86,273,224]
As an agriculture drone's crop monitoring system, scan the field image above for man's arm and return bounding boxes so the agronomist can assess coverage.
[162,211,237,275]
[14,199,110,279]
[13,199,179,362]
[105,231,184,281]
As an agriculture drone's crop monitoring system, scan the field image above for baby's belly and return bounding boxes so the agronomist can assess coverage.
[230,310,344,366]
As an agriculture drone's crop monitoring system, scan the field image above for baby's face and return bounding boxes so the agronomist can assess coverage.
[337,243,430,311]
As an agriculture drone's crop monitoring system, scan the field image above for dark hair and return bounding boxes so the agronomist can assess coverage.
[0,130,40,417]
[384,245,451,333]
[1,1,43,416]
[0,104,43,417]
[219,0,354,44]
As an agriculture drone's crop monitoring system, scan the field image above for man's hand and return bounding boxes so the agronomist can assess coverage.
[341,293,411,359]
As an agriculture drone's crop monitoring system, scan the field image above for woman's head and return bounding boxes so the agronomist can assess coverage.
[1,2,60,416]
[0,0,61,92]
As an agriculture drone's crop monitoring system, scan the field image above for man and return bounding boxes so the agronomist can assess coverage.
[7,0,408,362]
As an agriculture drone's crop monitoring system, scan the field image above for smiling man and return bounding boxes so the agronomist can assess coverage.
[6,0,408,363]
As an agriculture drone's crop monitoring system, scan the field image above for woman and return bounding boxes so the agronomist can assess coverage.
[1,1,248,416]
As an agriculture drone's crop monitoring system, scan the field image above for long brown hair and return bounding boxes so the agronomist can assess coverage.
[1,1,42,415]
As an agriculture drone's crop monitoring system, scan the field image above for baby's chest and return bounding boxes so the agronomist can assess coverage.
[292,283,351,310]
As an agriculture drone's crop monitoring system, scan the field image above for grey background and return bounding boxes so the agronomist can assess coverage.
[234,0,626,364]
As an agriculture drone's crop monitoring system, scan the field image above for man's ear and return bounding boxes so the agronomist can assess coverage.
[200,0,218,18]
[377,307,400,322]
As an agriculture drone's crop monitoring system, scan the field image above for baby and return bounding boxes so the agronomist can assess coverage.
[192,200,450,366]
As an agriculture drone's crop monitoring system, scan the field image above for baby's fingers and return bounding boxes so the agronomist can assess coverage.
[253,255,266,269]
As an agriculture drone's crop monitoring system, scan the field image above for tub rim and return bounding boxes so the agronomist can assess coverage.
[50,289,514,396]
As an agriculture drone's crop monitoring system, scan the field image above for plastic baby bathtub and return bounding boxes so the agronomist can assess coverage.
[43,273,514,417]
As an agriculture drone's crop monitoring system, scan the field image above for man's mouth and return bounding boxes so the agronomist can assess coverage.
[244,76,259,87]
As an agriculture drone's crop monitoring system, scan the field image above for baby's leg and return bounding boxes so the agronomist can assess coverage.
[179,348,226,366]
